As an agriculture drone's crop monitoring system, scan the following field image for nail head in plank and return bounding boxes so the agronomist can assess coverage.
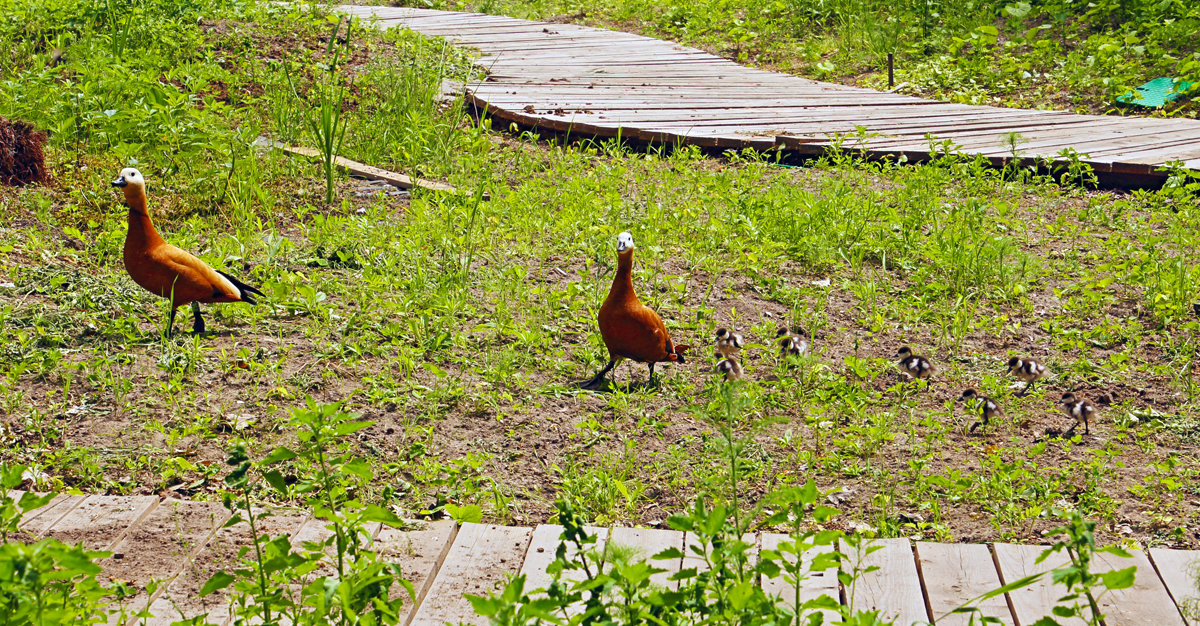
[916,542,1014,625]
[410,523,533,626]
[841,538,929,625]
[606,527,686,590]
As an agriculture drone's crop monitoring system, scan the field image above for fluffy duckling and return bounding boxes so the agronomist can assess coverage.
[716,356,743,381]
[714,328,743,358]
[777,327,810,357]
[960,388,1001,433]
[1008,357,1046,395]
[895,346,933,381]
[113,168,263,336]
[1060,392,1096,436]
[583,232,689,389]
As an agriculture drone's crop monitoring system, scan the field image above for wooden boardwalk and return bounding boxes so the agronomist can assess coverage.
[11,493,1200,624]
[337,4,1200,185]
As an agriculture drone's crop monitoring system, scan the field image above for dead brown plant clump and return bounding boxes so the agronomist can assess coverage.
[0,116,50,187]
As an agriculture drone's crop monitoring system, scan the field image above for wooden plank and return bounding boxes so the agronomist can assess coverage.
[840,538,928,626]
[1093,548,1186,626]
[410,523,533,626]
[1149,549,1200,624]
[350,3,1197,185]
[916,542,1014,625]
[520,524,609,591]
[760,533,840,623]
[994,543,1087,626]
[519,524,609,617]
[374,519,459,626]
[42,495,159,551]
[142,507,310,626]
[98,499,230,625]
[19,493,87,537]
[256,137,467,195]
[607,527,684,590]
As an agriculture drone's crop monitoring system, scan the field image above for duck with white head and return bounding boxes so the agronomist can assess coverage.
[113,167,263,336]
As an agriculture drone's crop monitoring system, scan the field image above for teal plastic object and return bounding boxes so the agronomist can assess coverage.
[1117,77,1194,108]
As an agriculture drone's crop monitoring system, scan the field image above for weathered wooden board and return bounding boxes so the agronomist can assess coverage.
[99,499,230,625]
[841,538,929,626]
[142,507,310,626]
[916,542,1014,626]
[410,523,533,626]
[42,494,159,551]
[1092,548,1186,626]
[19,493,87,537]
[994,543,1088,626]
[760,533,840,623]
[607,527,685,590]
[1150,549,1199,625]
[375,519,459,625]
[344,3,1200,183]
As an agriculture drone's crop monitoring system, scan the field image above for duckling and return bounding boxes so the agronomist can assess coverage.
[582,232,689,389]
[716,356,743,381]
[895,346,933,381]
[1060,392,1095,436]
[112,168,263,337]
[1007,357,1046,395]
[714,327,743,358]
[960,388,1001,433]
[776,327,810,357]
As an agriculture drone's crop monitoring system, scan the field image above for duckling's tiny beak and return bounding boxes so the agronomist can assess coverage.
[112,176,128,188]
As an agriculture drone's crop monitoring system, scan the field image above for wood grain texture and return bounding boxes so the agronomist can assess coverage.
[916,542,1014,625]
[1150,549,1200,625]
[760,533,840,623]
[374,519,458,625]
[143,507,310,626]
[994,543,1087,626]
[607,526,684,589]
[841,538,929,625]
[41,494,159,551]
[341,3,1200,184]
[410,523,533,626]
[1092,548,1186,626]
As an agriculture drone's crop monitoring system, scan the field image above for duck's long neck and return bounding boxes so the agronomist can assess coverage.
[124,190,165,250]
[608,249,637,302]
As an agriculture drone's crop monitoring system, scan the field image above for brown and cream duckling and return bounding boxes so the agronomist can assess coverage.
[714,328,743,358]
[1060,392,1095,436]
[777,327,810,357]
[716,356,743,381]
[1008,357,1046,395]
[895,346,933,381]
[960,388,1001,433]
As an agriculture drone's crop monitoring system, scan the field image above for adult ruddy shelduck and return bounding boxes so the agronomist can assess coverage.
[113,167,263,336]
[582,232,689,389]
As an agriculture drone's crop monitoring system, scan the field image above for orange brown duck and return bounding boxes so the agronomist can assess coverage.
[582,231,688,389]
[113,167,263,336]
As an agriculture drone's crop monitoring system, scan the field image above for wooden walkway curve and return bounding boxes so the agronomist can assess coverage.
[10,493,1200,624]
[337,4,1200,186]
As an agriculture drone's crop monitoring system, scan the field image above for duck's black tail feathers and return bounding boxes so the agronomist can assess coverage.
[218,270,265,305]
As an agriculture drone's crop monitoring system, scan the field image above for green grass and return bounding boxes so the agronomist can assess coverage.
[0,0,1198,559]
